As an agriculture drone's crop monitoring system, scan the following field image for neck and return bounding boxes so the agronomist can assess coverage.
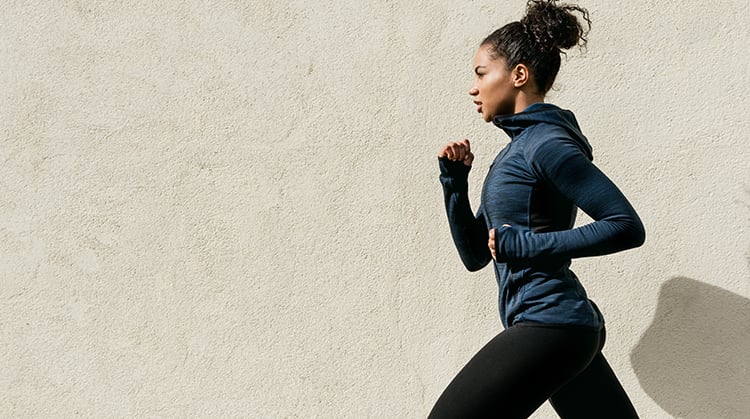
[514,91,545,113]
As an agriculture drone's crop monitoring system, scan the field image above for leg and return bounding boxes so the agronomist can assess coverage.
[549,352,640,419]
[428,324,600,419]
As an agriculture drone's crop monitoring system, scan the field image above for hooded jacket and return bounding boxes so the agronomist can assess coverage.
[439,102,645,329]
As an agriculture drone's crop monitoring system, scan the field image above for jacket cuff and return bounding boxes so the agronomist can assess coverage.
[438,156,471,177]
[438,157,471,190]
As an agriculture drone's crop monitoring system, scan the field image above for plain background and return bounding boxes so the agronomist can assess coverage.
[2,1,749,417]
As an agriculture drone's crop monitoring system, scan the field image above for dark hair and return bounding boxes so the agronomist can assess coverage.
[481,0,591,94]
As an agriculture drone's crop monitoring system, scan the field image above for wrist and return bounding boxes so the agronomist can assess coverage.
[438,156,472,176]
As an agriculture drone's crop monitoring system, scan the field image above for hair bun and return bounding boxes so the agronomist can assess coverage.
[520,0,590,52]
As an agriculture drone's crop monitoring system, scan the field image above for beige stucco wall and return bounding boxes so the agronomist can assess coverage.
[2,1,749,418]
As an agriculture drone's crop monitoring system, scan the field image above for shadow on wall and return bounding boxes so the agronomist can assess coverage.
[631,277,750,419]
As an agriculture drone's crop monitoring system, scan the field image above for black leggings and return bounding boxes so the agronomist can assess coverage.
[428,323,639,419]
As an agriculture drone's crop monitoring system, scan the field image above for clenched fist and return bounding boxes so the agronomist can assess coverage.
[438,139,474,166]
[488,224,512,261]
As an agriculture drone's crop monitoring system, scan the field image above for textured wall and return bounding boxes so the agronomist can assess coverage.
[2,1,749,418]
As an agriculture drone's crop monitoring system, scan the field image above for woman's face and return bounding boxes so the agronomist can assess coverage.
[469,46,517,122]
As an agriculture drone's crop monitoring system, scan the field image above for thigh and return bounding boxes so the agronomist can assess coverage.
[428,325,600,419]
[549,352,640,419]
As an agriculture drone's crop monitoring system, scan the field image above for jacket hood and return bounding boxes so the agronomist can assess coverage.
[492,102,593,160]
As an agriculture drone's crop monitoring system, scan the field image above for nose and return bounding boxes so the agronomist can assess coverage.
[468,86,478,96]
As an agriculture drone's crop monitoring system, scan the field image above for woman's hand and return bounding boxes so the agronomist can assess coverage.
[488,224,512,261]
[438,139,474,166]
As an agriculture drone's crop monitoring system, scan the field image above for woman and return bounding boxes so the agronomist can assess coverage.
[430,1,644,418]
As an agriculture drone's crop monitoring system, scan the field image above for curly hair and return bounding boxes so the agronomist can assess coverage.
[481,0,592,94]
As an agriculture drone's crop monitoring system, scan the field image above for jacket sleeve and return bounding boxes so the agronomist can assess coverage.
[494,138,645,263]
[439,157,492,271]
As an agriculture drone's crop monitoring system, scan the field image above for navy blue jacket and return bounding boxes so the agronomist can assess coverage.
[439,103,645,329]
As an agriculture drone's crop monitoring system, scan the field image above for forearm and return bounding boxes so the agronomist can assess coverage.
[439,158,492,271]
[495,212,644,263]
[496,137,646,263]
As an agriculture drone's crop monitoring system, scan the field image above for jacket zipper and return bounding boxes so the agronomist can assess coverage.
[481,143,513,229]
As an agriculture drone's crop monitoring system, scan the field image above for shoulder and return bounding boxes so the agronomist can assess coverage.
[520,124,584,163]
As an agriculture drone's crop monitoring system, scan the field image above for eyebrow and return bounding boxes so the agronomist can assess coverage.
[474,65,486,73]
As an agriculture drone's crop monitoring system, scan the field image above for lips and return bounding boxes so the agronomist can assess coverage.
[474,101,482,113]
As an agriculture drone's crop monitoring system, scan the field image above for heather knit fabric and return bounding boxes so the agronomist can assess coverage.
[439,102,645,329]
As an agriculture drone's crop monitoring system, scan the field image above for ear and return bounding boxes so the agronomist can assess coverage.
[511,64,530,87]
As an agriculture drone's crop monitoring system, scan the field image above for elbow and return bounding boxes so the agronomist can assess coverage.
[625,218,646,249]
[465,262,485,272]
[460,254,490,272]
[635,223,646,247]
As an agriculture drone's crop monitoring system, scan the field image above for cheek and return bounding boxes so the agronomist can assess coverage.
[486,85,506,109]
[485,77,506,102]
[486,86,514,116]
